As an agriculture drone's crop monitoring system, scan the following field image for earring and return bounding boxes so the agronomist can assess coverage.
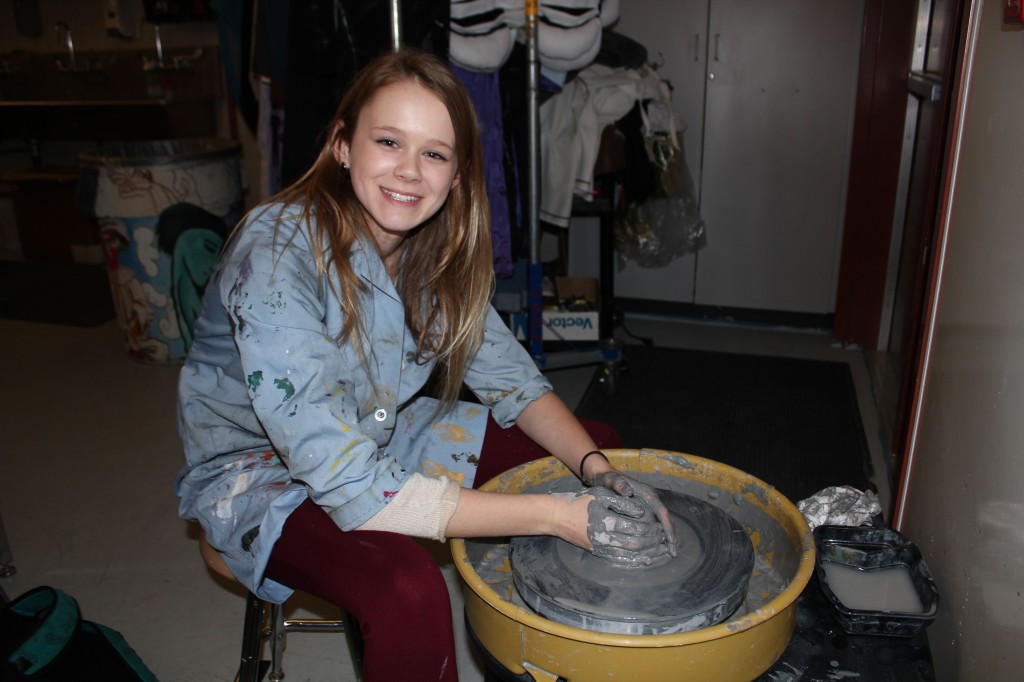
[341,163,349,171]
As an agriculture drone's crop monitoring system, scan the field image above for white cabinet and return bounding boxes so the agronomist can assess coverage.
[609,0,864,314]
[609,0,708,305]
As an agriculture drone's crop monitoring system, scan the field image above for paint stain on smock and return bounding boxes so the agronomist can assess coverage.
[451,452,479,465]
[432,423,476,443]
[274,377,295,401]
[325,379,348,397]
[247,371,263,392]
[330,438,368,471]
[423,460,466,486]
[264,291,286,310]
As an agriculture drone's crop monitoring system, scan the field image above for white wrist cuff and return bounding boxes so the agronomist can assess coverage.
[356,473,462,542]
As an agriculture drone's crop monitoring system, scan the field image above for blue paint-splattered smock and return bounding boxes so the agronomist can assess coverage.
[175,202,551,601]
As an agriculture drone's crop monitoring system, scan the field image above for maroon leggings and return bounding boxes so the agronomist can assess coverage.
[265,416,621,682]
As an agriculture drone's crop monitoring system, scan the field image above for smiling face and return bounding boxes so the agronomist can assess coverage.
[333,80,460,259]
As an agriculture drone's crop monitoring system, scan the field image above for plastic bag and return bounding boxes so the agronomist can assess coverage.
[797,486,882,530]
[615,100,706,269]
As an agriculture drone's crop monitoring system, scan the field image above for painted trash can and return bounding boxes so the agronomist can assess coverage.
[78,139,244,363]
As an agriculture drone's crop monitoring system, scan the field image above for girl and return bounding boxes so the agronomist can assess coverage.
[176,48,677,681]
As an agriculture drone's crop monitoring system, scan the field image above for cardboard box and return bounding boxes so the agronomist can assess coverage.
[554,276,598,309]
[508,276,601,342]
[511,310,600,341]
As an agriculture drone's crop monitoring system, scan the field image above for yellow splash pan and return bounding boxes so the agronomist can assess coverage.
[451,449,815,681]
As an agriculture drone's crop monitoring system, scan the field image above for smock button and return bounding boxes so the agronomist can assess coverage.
[374,409,388,422]
[405,351,416,363]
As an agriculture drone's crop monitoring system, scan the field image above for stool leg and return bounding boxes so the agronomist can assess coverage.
[0,504,16,579]
[230,592,363,682]
[238,592,266,682]
[269,602,286,682]
[342,611,364,681]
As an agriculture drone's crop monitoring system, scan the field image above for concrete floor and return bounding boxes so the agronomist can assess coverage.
[0,313,886,681]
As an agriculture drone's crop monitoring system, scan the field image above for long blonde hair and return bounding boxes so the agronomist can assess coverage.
[272,48,493,410]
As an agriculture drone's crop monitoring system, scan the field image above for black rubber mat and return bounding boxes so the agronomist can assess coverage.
[575,345,874,503]
[0,261,115,327]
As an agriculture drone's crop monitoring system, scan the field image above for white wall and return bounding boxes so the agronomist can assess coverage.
[899,2,1024,679]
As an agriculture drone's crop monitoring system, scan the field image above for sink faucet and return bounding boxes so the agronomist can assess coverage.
[143,24,202,72]
[153,24,165,69]
[54,21,76,71]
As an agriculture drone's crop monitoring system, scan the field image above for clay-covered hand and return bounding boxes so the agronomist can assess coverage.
[584,486,672,567]
[590,471,680,557]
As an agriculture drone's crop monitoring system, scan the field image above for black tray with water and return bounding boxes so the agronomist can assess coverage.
[814,525,939,637]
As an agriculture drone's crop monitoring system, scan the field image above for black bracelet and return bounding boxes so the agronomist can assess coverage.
[578,450,608,486]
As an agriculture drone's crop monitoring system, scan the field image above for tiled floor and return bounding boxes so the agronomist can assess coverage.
[0,313,886,681]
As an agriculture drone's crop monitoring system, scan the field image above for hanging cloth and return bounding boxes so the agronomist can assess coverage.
[451,65,515,277]
[539,63,669,227]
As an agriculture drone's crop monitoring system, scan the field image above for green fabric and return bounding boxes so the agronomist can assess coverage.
[3,586,158,681]
[7,588,79,675]
[85,623,158,682]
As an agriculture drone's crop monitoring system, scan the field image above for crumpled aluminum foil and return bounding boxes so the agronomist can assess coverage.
[797,486,882,529]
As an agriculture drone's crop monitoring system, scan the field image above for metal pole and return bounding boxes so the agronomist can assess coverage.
[389,0,402,51]
[526,0,544,360]
[526,0,540,266]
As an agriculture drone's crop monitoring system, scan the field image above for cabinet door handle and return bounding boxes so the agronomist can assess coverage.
[695,33,700,62]
[714,33,721,62]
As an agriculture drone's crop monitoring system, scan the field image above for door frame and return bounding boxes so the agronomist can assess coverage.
[833,0,967,511]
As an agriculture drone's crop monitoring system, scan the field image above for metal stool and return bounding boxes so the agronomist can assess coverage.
[199,533,363,682]
[0,502,15,579]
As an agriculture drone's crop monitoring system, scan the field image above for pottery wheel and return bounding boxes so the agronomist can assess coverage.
[510,489,754,635]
